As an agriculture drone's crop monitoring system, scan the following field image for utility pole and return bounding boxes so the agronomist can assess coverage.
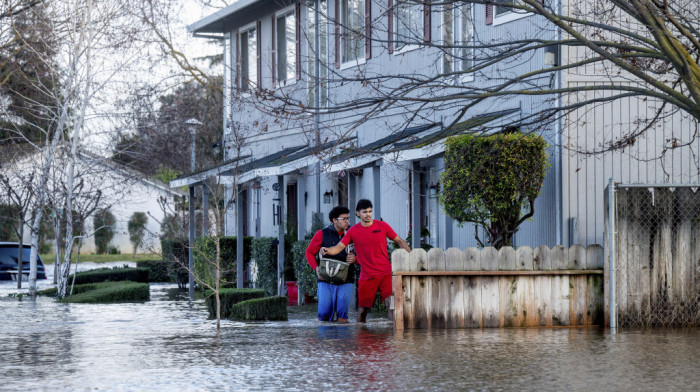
[185,118,202,301]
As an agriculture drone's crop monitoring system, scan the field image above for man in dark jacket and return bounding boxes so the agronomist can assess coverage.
[305,206,356,322]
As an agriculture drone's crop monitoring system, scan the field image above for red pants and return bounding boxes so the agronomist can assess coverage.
[358,274,392,308]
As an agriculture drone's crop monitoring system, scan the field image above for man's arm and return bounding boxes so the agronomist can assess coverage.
[392,236,411,253]
[305,231,323,270]
[320,241,347,256]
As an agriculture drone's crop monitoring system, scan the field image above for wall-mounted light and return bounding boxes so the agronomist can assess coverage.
[323,190,334,204]
[544,44,559,66]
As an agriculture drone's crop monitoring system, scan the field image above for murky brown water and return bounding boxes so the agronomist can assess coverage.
[2,266,699,391]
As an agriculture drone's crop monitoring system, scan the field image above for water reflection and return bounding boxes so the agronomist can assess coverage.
[1,281,700,391]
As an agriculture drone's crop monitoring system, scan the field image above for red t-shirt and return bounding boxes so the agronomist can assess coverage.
[341,220,397,280]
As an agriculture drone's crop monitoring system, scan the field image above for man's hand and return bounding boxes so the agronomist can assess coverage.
[315,266,322,280]
[346,253,356,264]
[320,247,328,256]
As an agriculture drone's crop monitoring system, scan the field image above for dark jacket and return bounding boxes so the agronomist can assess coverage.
[318,224,356,285]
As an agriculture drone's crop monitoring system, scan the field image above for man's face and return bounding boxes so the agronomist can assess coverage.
[357,207,373,223]
[333,213,350,231]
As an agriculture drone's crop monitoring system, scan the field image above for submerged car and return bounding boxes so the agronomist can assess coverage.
[0,242,47,280]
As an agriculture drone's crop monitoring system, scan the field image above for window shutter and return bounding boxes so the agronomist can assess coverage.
[365,0,371,59]
[423,0,431,43]
[235,31,241,90]
[335,0,340,67]
[296,2,302,80]
[485,4,493,25]
[256,20,262,88]
[387,0,393,54]
[271,16,276,85]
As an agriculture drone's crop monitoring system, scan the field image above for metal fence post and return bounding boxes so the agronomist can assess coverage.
[608,177,616,331]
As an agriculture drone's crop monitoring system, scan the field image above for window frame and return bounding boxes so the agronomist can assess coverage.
[307,0,330,107]
[493,0,531,26]
[393,0,423,54]
[441,2,474,83]
[239,22,258,93]
[275,6,297,87]
[339,0,366,69]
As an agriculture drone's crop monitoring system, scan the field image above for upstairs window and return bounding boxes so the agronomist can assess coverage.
[442,3,473,80]
[276,9,297,85]
[493,0,531,25]
[395,0,423,52]
[341,0,365,65]
[240,24,257,92]
[308,0,329,106]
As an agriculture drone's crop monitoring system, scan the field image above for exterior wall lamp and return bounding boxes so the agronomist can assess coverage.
[323,189,333,204]
[544,44,559,66]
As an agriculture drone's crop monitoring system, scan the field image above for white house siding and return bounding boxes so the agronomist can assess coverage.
[204,0,561,248]
[560,0,700,246]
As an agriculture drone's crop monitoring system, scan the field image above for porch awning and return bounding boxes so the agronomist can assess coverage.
[382,108,521,163]
[323,123,440,173]
[236,138,351,183]
[169,154,252,188]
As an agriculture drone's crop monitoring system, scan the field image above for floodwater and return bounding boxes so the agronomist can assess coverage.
[2,265,700,391]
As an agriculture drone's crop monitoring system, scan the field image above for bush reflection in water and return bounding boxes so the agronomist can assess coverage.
[1,282,700,391]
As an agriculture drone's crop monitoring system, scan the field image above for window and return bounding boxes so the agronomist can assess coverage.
[341,0,364,65]
[493,0,530,26]
[276,9,296,85]
[240,25,257,92]
[395,0,422,51]
[308,0,329,106]
[442,3,473,79]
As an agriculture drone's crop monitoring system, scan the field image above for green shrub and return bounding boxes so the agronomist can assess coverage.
[38,282,105,297]
[229,296,288,321]
[94,209,116,254]
[441,132,549,249]
[194,236,253,291]
[0,203,19,241]
[69,266,149,285]
[291,240,316,299]
[60,281,150,303]
[204,288,266,319]
[251,237,278,296]
[136,260,172,282]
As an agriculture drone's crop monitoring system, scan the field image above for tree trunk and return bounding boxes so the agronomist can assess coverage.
[17,225,24,289]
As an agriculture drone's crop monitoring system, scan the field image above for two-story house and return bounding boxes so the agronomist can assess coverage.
[176,0,561,264]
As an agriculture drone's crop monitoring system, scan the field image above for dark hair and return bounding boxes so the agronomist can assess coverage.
[329,206,349,222]
[355,199,373,212]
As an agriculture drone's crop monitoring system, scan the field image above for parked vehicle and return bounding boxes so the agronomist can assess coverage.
[0,243,47,281]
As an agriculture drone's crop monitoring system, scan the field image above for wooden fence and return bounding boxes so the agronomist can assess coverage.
[390,245,604,329]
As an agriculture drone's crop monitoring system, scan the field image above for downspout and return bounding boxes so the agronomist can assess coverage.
[315,0,322,218]
[554,0,563,246]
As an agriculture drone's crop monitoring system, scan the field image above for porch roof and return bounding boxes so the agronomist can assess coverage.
[383,108,522,163]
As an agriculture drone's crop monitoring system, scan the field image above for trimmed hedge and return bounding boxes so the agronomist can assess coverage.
[229,296,288,321]
[37,282,108,297]
[204,288,266,319]
[60,281,150,303]
[136,260,172,282]
[194,236,253,291]
[69,266,149,285]
[251,237,278,296]
[291,240,316,299]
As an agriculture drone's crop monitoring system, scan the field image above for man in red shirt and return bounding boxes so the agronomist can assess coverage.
[305,206,356,322]
[321,199,410,323]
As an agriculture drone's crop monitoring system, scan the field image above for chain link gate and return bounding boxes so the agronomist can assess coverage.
[608,180,700,328]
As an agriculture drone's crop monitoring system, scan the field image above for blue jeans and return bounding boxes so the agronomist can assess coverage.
[317,282,353,321]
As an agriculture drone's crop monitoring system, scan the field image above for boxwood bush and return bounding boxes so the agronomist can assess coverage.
[229,296,288,321]
[136,260,172,282]
[59,281,150,303]
[204,288,266,319]
[69,266,149,285]
[194,236,253,291]
[251,237,277,296]
[38,282,108,297]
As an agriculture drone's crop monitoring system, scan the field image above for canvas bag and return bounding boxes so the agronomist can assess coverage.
[317,257,350,284]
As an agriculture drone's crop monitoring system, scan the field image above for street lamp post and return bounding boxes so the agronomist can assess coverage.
[185,118,202,301]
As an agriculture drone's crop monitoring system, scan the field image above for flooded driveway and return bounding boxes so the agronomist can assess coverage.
[1,269,699,391]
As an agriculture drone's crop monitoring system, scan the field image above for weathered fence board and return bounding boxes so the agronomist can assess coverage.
[392,245,604,329]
